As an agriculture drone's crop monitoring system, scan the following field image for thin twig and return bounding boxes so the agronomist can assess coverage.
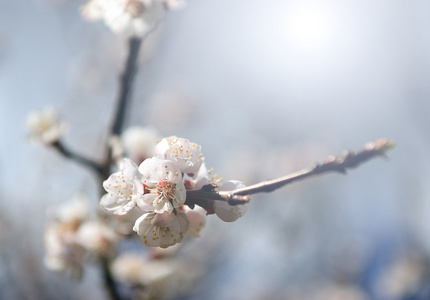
[186,138,396,206]
[52,141,104,176]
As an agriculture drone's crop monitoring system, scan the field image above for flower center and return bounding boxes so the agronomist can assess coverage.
[125,0,144,17]
[155,180,176,202]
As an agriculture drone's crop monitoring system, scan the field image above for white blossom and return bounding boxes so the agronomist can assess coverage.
[43,197,90,276]
[43,224,85,274]
[214,180,248,222]
[111,252,199,299]
[183,205,206,237]
[47,195,90,228]
[154,136,204,174]
[111,252,147,284]
[101,158,141,215]
[137,157,185,213]
[25,107,67,144]
[188,164,247,222]
[81,0,165,37]
[133,210,188,248]
[75,221,117,255]
[160,0,186,10]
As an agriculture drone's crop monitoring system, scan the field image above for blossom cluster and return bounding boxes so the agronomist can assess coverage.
[101,136,247,248]
[81,0,186,37]
[44,196,117,275]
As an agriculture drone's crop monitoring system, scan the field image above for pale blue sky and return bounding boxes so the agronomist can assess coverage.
[1,0,430,299]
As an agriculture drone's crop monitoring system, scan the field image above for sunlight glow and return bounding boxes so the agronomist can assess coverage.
[283,4,336,50]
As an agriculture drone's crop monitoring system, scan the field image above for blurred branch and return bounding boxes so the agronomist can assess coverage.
[111,38,142,136]
[100,257,121,300]
[186,138,396,206]
[99,37,143,300]
[52,140,104,176]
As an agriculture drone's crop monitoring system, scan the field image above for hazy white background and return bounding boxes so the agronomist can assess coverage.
[1,0,430,299]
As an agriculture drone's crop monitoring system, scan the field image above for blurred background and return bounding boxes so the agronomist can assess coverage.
[1,0,430,299]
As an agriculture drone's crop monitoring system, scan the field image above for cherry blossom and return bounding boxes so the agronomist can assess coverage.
[183,205,206,237]
[154,136,204,174]
[25,107,67,144]
[75,221,118,255]
[81,0,164,37]
[137,157,186,213]
[110,252,147,284]
[47,195,90,229]
[160,0,186,10]
[43,196,90,275]
[187,164,247,222]
[133,210,188,248]
[43,224,85,276]
[214,180,248,222]
[101,158,141,215]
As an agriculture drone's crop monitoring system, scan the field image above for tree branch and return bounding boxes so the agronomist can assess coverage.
[52,141,104,176]
[186,138,396,206]
[111,38,142,136]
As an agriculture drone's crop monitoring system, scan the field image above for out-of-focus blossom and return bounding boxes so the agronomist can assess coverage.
[75,221,118,255]
[44,196,91,276]
[81,0,185,37]
[43,223,85,276]
[183,205,206,237]
[111,252,147,285]
[154,136,204,174]
[109,206,144,235]
[376,252,425,299]
[108,135,125,165]
[47,195,90,229]
[101,158,141,215]
[133,210,188,248]
[121,126,158,163]
[160,0,186,10]
[137,157,186,213]
[25,107,67,144]
[148,242,182,258]
[111,252,201,299]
